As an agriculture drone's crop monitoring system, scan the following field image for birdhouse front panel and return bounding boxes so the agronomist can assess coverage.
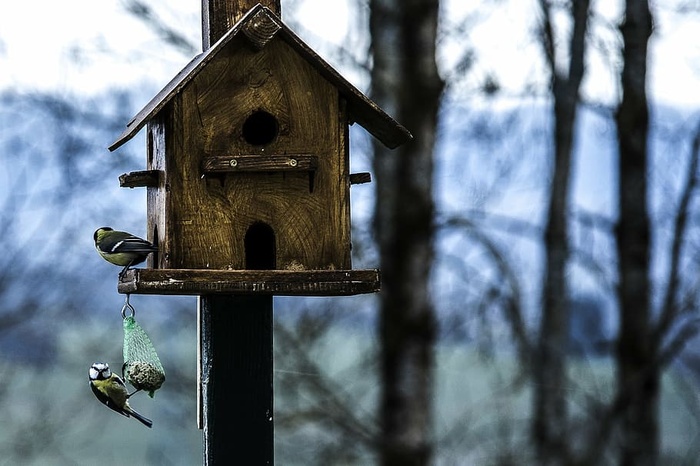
[147,34,352,272]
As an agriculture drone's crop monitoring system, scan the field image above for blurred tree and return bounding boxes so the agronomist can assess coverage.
[532,1,590,464]
[614,1,656,464]
[368,0,443,464]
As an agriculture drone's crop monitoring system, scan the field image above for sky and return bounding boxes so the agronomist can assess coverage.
[0,0,351,95]
[0,0,699,108]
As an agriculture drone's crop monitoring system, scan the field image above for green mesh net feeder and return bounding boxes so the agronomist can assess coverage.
[122,296,165,397]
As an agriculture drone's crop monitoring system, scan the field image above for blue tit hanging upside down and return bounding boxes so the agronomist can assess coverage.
[93,227,157,278]
[89,362,153,428]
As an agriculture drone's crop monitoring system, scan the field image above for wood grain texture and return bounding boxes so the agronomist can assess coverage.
[202,154,318,173]
[202,0,281,50]
[241,7,282,50]
[146,117,168,269]
[118,268,380,296]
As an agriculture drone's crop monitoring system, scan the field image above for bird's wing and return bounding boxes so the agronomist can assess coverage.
[90,382,129,418]
[102,235,157,254]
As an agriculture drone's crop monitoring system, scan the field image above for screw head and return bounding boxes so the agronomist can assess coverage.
[229,159,238,167]
[288,158,298,167]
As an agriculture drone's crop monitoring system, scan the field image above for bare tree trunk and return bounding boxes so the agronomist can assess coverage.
[532,1,590,463]
[615,1,655,465]
[368,0,443,464]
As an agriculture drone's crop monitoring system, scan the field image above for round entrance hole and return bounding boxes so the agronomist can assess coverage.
[242,110,279,146]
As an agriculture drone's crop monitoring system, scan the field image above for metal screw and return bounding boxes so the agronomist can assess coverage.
[230,159,238,167]
[289,158,298,167]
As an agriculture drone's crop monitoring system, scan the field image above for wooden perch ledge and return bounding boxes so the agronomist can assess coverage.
[202,155,318,173]
[117,268,380,296]
[119,170,160,188]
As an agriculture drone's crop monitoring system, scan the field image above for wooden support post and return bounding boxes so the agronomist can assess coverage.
[199,2,280,465]
[199,295,273,465]
[202,0,281,50]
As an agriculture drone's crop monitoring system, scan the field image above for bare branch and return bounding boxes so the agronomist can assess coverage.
[439,215,532,367]
[275,321,378,447]
[538,0,557,76]
[567,0,592,92]
[655,121,700,345]
[121,0,198,56]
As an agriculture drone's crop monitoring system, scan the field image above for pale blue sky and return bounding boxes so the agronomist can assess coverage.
[2,0,697,107]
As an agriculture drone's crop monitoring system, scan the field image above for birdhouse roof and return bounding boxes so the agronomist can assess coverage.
[109,4,412,152]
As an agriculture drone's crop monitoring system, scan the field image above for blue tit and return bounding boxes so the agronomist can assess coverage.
[89,362,153,428]
[93,227,157,278]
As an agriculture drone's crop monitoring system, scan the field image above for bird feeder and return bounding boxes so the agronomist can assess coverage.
[110,4,411,296]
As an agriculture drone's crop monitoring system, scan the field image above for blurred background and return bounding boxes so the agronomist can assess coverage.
[1,0,700,464]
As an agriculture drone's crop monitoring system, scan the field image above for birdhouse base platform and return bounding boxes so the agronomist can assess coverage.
[117,269,380,296]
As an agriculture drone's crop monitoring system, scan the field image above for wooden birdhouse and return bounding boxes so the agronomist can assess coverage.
[110,4,411,296]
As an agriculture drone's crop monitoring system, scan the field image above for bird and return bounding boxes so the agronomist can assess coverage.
[93,227,157,278]
[89,362,153,428]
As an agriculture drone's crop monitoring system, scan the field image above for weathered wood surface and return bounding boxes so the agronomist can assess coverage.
[349,172,371,185]
[118,268,381,296]
[203,0,281,50]
[199,294,273,465]
[145,34,352,272]
[202,154,318,173]
[241,6,282,50]
[119,170,160,188]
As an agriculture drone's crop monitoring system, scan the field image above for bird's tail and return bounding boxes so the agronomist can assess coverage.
[128,407,153,428]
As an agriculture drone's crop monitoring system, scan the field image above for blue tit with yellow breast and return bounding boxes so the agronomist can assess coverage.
[93,227,157,278]
[89,362,153,428]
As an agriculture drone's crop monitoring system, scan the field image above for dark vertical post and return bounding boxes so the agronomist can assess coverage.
[202,0,282,50]
[199,2,280,465]
[200,295,273,465]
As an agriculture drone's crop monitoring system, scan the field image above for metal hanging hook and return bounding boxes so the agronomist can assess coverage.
[121,294,135,319]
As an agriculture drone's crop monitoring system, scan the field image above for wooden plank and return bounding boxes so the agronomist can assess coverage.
[199,294,273,465]
[241,6,281,50]
[349,172,371,185]
[203,0,281,50]
[118,268,381,296]
[119,170,160,188]
[202,154,317,173]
